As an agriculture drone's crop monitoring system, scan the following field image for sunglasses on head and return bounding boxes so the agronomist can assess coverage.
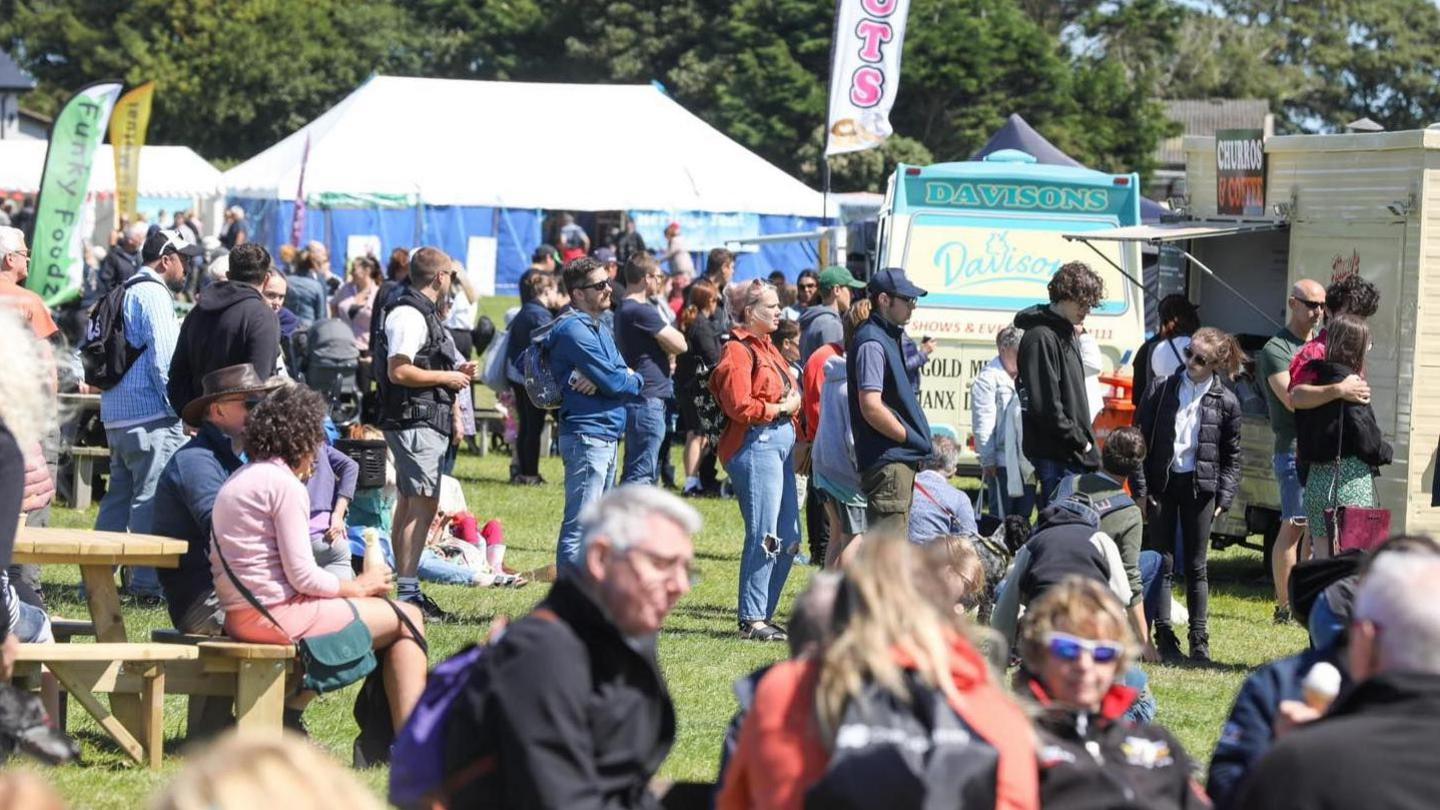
[1046,631,1125,663]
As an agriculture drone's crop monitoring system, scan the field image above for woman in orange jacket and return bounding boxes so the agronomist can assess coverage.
[716,533,1040,810]
[711,280,802,643]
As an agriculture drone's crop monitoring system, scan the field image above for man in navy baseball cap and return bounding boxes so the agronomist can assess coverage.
[848,266,932,534]
[866,267,928,301]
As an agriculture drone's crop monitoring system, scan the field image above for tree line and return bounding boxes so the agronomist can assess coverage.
[3,0,1438,191]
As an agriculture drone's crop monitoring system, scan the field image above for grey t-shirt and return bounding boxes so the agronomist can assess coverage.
[856,341,887,392]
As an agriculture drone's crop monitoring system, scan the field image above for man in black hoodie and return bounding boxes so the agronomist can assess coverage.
[1016,261,1105,508]
[168,243,281,416]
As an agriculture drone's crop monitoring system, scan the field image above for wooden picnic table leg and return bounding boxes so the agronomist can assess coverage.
[234,659,287,739]
[47,662,146,766]
[77,565,146,746]
[139,664,166,770]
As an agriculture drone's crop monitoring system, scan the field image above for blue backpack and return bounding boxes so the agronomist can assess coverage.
[518,312,579,410]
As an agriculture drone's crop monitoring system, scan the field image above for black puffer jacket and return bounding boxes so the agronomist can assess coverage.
[1293,360,1392,475]
[1135,372,1242,509]
[1028,678,1209,810]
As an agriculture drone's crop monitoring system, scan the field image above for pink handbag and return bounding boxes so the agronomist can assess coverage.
[1323,415,1390,555]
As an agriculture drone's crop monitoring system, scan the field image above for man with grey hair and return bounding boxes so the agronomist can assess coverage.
[971,324,1032,518]
[0,226,59,342]
[908,434,978,543]
[220,205,248,250]
[95,221,150,302]
[443,485,697,807]
[1238,552,1440,810]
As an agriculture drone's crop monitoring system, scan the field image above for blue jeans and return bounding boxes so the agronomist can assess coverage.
[1273,451,1305,520]
[987,468,1037,519]
[557,433,619,571]
[1033,457,1089,511]
[725,421,799,624]
[96,416,186,595]
[347,527,480,586]
[621,397,666,486]
[1139,549,1166,626]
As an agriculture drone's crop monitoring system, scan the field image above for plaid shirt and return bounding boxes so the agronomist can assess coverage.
[100,267,179,428]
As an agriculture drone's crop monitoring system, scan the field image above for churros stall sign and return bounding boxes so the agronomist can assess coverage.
[1216,128,1266,217]
[825,0,911,157]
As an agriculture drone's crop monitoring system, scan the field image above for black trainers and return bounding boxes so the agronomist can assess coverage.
[1154,623,1185,663]
[1189,631,1211,664]
[739,621,787,642]
[1273,605,1293,625]
[283,707,309,738]
[402,592,454,623]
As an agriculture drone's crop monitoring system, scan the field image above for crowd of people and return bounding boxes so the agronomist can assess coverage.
[0,204,1434,810]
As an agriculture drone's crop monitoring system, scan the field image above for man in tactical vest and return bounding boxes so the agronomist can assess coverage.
[374,247,475,621]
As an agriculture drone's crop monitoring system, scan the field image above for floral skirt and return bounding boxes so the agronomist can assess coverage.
[1304,456,1375,541]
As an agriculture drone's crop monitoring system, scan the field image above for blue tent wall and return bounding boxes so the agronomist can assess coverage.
[229,198,540,294]
[230,199,824,293]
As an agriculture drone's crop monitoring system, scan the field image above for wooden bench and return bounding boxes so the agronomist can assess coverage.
[13,642,199,768]
[49,619,96,734]
[151,630,296,737]
[474,406,504,457]
[69,446,110,511]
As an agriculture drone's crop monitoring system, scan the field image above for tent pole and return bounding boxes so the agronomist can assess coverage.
[1073,236,1144,291]
[1175,246,1283,330]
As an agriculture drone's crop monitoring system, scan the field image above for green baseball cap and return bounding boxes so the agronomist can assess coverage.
[818,265,865,290]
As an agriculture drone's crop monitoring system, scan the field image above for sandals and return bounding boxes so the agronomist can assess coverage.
[490,573,528,589]
[739,621,788,642]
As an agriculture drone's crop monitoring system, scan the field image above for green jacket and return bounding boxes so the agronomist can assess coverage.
[1067,472,1144,607]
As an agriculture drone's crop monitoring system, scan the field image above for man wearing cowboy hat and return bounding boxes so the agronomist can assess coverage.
[150,363,281,739]
[152,364,283,635]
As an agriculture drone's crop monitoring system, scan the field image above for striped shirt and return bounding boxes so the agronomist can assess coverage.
[100,267,180,428]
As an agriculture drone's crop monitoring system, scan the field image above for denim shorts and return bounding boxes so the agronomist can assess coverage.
[1273,451,1305,521]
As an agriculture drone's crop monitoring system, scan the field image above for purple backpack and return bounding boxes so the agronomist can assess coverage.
[388,644,489,809]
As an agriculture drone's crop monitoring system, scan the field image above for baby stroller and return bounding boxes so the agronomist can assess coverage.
[297,317,362,429]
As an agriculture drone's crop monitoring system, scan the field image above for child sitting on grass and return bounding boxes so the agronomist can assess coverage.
[346,426,525,588]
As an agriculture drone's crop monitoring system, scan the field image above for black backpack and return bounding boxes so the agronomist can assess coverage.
[695,340,761,441]
[804,672,1000,810]
[79,274,162,390]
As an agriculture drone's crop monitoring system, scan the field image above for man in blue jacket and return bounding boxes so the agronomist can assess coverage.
[549,257,642,572]
[151,363,280,738]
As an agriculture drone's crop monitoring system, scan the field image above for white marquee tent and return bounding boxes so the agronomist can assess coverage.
[0,140,222,198]
[221,76,830,290]
[223,75,825,216]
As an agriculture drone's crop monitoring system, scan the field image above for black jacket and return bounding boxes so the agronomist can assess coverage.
[167,282,280,416]
[1015,304,1099,469]
[95,248,141,303]
[446,578,675,810]
[1020,503,1110,604]
[1135,373,1243,509]
[1030,679,1208,810]
[1293,361,1392,474]
[674,311,722,390]
[1238,671,1440,810]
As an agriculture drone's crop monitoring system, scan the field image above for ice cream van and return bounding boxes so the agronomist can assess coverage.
[874,150,1148,472]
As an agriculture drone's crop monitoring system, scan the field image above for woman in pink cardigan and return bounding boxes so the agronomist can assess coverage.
[210,383,426,731]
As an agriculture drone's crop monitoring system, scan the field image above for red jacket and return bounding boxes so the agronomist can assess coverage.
[800,343,840,443]
[716,633,1040,810]
[711,328,799,464]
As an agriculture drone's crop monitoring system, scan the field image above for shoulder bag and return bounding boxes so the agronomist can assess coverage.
[1324,413,1390,555]
[213,533,377,694]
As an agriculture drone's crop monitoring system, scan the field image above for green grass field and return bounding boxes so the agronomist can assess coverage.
[20,296,1310,806]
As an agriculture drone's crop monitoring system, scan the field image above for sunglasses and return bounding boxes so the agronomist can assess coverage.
[574,279,611,293]
[894,294,917,305]
[1046,631,1125,663]
[1292,296,1325,311]
[1184,346,1215,367]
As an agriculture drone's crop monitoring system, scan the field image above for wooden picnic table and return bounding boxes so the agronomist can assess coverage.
[14,527,187,765]
[57,392,102,412]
